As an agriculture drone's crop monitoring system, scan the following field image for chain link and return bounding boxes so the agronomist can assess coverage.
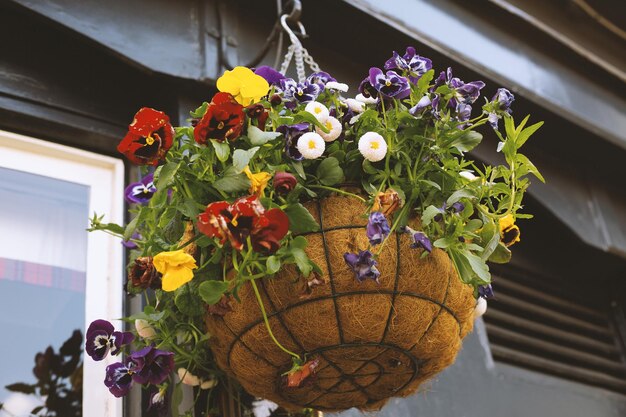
[279,14,322,82]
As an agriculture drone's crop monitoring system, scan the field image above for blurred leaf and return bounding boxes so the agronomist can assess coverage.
[248,125,281,146]
[316,157,344,186]
[421,205,441,226]
[213,166,251,193]
[175,285,204,316]
[155,161,180,190]
[5,383,35,394]
[210,140,230,162]
[489,242,512,264]
[449,131,482,152]
[198,280,229,305]
[266,256,281,274]
[233,147,260,173]
[285,203,319,234]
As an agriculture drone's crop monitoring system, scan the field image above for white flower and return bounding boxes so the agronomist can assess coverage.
[474,297,488,317]
[297,132,326,159]
[358,132,387,162]
[135,319,156,340]
[316,116,342,142]
[325,81,349,92]
[252,398,279,417]
[459,171,478,181]
[177,368,201,386]
[304,101,329,123]
[345,98,365,113]
[356,93,378,104]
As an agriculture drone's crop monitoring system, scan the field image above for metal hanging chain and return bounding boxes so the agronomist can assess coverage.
[278,14,321,82]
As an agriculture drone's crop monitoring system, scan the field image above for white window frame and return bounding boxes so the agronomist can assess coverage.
[0,129,125,417]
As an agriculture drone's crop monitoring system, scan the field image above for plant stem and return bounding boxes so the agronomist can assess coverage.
[308,185,366,202]
[249,278,301,361]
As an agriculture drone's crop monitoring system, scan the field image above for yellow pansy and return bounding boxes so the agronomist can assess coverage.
[244,166,271,196]
[153,250,197,292]
[499,214,520,247]
[216,66,269,106]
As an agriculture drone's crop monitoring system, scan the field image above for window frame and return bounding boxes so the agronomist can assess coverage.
[0,129,125,417]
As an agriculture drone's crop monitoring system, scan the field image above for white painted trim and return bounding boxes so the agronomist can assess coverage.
[0,130,124,417]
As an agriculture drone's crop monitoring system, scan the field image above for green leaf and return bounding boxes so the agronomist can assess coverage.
[419,179,441,191]
[464,219,484,232]
[177,198,201,219]
[316,157,344,186]
[291,248,312,277]
[417,69,435,94]
[291,161,306,179]
[516,121,543,149]
[198,280,229,305]
[362,159,378,174]
[446,189,475,206]
[232,147,260,173]
[293,111,329,133]
[516,154,545,183]
[504,114,516,141]
[480,221,500,261]
[213,166,251,193]
[190,101,209,118]
[464,251,491,282]
[285,203,320,234]
[5,383,35,394]
[210,139,230,162]
[433,237,456,249]
[248,125,281,146]
[489,242,512,264]
[175,285,204,316]
[421,205,442,226]
[155,161,180,190]
[449,130,483,152]
[123,212,142,241]
[291,235,308,250]
[266,256,281,274]
[171,381,183,417]
[448,248,474,284]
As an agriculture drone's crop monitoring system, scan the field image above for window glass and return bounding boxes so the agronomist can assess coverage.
[0,167,89,416]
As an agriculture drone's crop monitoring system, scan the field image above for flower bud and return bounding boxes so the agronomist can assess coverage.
[135,319,157,340]
[273,172,297,195]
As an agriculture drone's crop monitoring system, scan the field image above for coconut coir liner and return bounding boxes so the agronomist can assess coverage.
[205,195,475,412]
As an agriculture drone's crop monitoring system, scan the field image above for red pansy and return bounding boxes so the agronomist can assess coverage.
[194,92,245,144]
[197,196,288,254]
[117,107,174,166]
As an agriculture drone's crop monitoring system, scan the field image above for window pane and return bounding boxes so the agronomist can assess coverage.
[0,167,89,416]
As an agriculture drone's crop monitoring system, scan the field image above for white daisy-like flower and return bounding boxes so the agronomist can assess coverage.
[345,98,366,113]
[304,101,329,123]
[177,368,201,386]
[358,132,387,162]
[316,116,343,142]
[325,81,349,92]
[297,132,326,159]
[135,319,156,340]
[459,171,478,181]
[252,398,279,417]
[474,297,488,317]
[356,93,378,104]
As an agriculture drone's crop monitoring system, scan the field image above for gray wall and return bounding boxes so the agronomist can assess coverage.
[334,320,626,417]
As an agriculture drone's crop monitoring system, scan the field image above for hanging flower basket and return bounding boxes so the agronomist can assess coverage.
[206,195,475,411]
[85,13,543,415]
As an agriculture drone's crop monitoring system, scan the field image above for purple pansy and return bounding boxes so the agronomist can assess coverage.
[254,66,286,86]
[85,319,134,361]
[276,123,310,161]
[127,345,175,385]
[124,173,156,205]
[478,284,494,299]
[488,88,515,129]
[358,76,378,98]
[366,212,390,245]
[401,226,433,253]
[104,361,134,397]
[368,68,410,99]
[435,67,485,105]
[384,47,432,83]
[278,78,321,104]
[409,95,432,116]
[307,71,336,88]
[343,250,381,284]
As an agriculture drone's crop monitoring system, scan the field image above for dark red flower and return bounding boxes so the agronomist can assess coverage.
[194,92,244,144]
[117,108,174,166]
[128,256,161,290]
[197,196,289,254]
[245,103,269,130]
[273,172,297,195]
